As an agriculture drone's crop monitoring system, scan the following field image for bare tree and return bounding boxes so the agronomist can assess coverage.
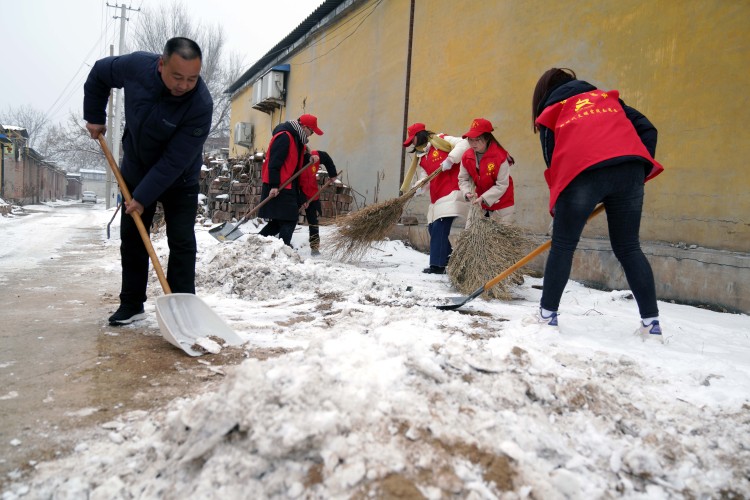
[0,105,49,149]
[41,113,107,172]
[131,0,241,142]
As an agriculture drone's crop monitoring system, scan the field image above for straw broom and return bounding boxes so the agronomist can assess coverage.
[328,168,442,261]
[447,205,534,301]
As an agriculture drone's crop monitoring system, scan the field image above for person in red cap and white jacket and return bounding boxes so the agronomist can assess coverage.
[458,118,516,226]
[258,114,323,246]
[403,123,470,274]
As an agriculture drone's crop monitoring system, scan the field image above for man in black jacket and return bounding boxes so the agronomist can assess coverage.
[84,37,213,326]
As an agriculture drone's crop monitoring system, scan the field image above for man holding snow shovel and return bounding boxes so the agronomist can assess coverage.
[258,114,324,247]
[83,37,213,326]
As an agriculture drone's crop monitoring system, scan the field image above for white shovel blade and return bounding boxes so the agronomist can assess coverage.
[155,293,242,356]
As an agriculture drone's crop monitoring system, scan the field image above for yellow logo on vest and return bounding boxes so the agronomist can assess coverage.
[487,162,496,173]
[431,149,440,159]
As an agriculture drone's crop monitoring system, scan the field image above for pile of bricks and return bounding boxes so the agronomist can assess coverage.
[199,155,354,225]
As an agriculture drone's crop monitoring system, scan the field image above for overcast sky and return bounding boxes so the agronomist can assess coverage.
[0,0,323,126]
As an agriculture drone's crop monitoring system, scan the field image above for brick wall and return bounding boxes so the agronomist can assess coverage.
[200,155,353,225]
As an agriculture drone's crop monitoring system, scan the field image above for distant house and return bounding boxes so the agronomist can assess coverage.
[79,168,107,197]
[1,124,67,204]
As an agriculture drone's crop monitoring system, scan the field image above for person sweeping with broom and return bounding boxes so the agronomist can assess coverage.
[458,118,516,226]
[299,146,338,256]
[402,123,470,274]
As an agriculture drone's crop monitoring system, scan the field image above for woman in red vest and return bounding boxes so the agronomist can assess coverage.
[403,123,470,274]
[299,148,338,256]
[531,68,664,341]
[458,118,516,225]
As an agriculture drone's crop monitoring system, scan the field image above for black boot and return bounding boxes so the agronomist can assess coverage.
[108,304,146,326]
[422,266,446,274]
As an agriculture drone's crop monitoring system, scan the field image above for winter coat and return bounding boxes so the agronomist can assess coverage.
[300,150,338,201]
[458,141,515,211]
[415,134,470,223]
[83,52,213,208]
[259,121,307,221]
[534,79,663,214]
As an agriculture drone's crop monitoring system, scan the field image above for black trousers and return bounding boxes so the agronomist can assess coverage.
[119,183,199,307]
[305,200,322,249]
[259,219,297,246]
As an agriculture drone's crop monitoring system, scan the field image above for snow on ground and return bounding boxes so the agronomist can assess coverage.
[2,203,749,499]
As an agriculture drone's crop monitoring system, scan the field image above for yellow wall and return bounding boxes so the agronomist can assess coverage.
[229,0,750,252]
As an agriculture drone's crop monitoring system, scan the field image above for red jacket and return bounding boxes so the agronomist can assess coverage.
[261,130,301,190]
[300,150,320,200]
[460,141,514,211]
[419,134,461,204]
[535,89,664,213]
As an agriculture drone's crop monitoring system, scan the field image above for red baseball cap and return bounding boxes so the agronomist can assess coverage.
[299,114,324,135]
[462,118,494,138]
[403,122,426,147]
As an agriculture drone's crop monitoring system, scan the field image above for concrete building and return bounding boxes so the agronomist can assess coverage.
[225,0,750,313]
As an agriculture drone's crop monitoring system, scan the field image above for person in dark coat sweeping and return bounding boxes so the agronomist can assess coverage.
[83,37,213,326]
[531,68,664,341]
[258,114,324,246]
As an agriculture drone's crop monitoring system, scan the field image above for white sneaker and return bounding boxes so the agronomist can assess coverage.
[637,320,664,343]
[523,308,559,328]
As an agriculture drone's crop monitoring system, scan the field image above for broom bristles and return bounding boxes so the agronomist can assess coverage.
[447,208,534,301]
[327,196,409,261]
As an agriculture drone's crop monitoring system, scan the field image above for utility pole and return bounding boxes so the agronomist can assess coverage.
[105,45,115,209]
[105,3,139,208]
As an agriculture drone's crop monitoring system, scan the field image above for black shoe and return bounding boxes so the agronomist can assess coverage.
[311,249,321,256]
[422,266,446,275]
[108,305,146,326]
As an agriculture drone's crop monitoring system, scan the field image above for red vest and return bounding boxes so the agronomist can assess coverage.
[461,141,515,211]
[261,131,301,189]
[535,89,664,213]
[419,135,460,204]
[300,149,320,199]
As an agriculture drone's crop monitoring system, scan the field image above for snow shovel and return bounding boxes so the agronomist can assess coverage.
[98,135,242,356]
[209,159,315,242]
[437,204,606,310]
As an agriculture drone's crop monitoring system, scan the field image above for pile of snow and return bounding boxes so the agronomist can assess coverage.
[2,224,749,498]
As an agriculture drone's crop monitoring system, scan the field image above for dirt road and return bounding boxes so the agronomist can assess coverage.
[0,203,245,488]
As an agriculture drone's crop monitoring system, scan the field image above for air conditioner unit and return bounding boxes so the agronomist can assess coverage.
[234,122,254,149]
[251,69,286,113]
[262,70,284,100]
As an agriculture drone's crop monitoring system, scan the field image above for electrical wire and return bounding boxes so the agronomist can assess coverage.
[45,16,117,122]
[294,0,383,65]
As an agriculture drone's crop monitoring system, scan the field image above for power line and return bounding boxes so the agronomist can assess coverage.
[294,0,383,66]
[45,17,117,122]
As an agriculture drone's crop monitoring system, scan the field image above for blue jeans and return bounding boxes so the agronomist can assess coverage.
[541,161,658,318]
[120,183,199,307]
[428,217,455,267]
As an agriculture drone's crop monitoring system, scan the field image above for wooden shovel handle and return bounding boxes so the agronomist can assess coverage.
[483,204,606,292]
[98,135,172,294]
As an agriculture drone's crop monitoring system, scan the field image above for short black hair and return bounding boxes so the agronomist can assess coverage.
[163,37,202,61]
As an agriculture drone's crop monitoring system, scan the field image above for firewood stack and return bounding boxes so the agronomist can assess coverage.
[199,154,353,225]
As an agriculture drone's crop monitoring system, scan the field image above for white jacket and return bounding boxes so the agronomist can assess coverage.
[414,134,471,223]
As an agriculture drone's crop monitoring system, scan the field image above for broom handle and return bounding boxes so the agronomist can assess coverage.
[98,135,172,294]
[403,167,442,198]
[304,169,344,205]
[238,159,314,223]
[482,204,606,292]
